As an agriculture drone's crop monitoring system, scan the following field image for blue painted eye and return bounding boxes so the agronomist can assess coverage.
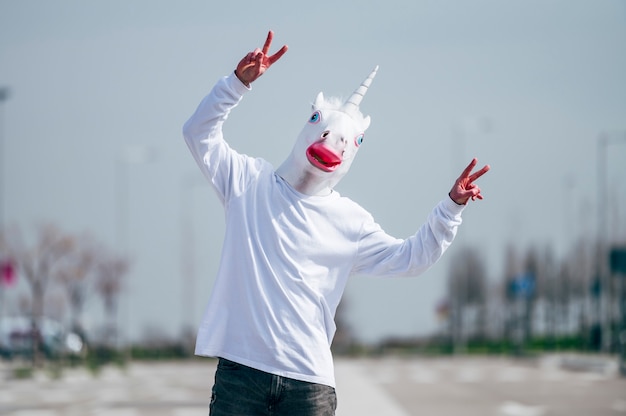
[355,134,364,147]
[309,111,321,124]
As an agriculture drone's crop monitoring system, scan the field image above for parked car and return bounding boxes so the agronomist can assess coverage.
[0,316,84,359]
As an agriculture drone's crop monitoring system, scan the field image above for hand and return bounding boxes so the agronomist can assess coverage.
[449,158,490,205]
[235,30,288,87]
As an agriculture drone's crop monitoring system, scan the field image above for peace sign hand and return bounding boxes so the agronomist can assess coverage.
[235,31,288,87]
[449,158,490,205]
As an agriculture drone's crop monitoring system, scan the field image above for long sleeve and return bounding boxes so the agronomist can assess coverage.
[182,72,251,203]
[352,196,465,277]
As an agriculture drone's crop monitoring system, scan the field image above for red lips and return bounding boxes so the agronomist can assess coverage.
[306,142,342,172]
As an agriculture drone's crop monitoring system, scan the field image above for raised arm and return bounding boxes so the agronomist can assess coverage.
[353,158,490,278]
[182,31,287,200]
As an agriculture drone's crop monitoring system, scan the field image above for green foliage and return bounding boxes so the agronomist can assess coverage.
[369,334,595,357]
[85,345,127,375]
[12,366,33,379]
[129,343,191,360]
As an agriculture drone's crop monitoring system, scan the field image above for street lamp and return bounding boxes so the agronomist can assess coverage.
[597,132,626,353]
[115,145,156,354]
[179,173,207,336]
[0,87,10,229]
[450,116,493,174]
[0,87,11,327]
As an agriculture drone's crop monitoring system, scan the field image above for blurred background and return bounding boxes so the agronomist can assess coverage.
[0,0,625,413]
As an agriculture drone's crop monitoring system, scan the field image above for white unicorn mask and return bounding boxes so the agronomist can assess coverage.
[276,66,378,196]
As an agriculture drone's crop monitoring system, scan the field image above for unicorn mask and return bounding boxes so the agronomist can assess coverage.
[276,66,378,196]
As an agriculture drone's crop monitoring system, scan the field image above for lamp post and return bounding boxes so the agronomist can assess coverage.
[0,87,11,327]
[597,132,626,353]
[179,174,206,337]
[0,87,10,229]
[450,116,493,173]
[115,145,156,354]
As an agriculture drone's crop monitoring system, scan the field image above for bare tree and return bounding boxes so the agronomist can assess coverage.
[521,247,540,343]
[502,244,521,344]
[7,224,74,365]
[94,251,129,347]
[565,239,596,348]
[331,298,354,355]
[447,246,488,351]
[54,233,99,341]
[548,242,593,342]
[535,246,559,345]
[485,281,507,341]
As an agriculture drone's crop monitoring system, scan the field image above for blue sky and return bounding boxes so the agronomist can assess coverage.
[1,0,625,344]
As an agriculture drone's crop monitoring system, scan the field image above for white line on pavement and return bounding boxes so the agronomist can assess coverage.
[335,359,410,416]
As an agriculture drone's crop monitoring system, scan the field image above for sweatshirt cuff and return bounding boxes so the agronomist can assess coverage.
[442,195,466,217]
[228,71,252,95]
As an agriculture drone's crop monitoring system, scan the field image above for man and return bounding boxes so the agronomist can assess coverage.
[183,31,489,415]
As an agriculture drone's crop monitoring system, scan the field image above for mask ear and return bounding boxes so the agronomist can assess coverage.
[313,92,324,110]
[363,115,371,131]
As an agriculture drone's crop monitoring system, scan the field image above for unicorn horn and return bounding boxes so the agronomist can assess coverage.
[343,65,379,110]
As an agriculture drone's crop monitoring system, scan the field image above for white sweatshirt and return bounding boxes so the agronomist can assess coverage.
[183,72,465,388]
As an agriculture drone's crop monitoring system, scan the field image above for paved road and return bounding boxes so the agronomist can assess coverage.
[337,355,625,416]
[0,355,624,415]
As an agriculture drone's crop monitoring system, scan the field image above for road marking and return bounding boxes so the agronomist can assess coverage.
[91,409,140,416]
[612,399,626,413]
[498,401,545,416]
[409,367,438,384]
[455,366,483,383]
[496,367,527,383]
[335,359,410,416]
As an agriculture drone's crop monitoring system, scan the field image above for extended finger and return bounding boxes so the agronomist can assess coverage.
[460,158,478,178]
[268,44,288,65]
[262,30,274,55]
[468,164,490,182]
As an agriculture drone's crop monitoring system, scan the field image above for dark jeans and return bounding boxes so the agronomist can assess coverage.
[209,358,337,416]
